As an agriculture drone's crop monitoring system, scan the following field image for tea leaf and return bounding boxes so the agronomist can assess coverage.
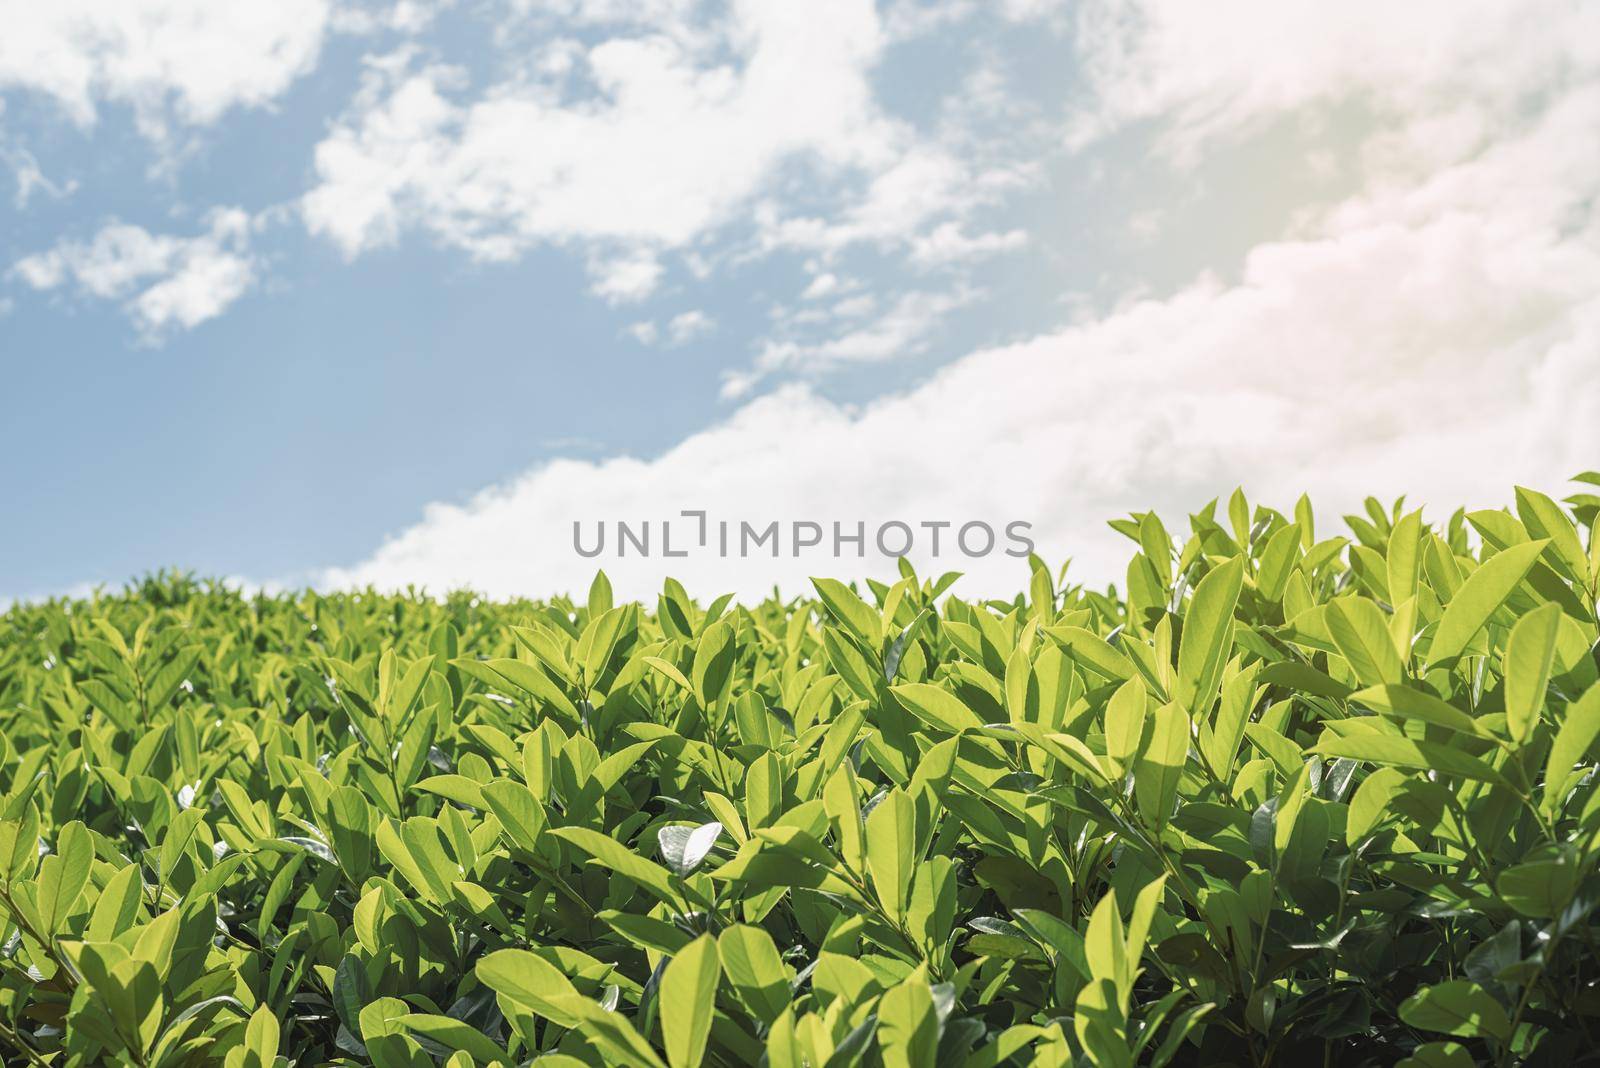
[1428,540,1548,666]
[1399,981,1510,1041]
[1503,602,1561,743]
[661,934,720,1068]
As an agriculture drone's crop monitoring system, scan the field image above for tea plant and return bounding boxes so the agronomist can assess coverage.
[2,481,1600,1067]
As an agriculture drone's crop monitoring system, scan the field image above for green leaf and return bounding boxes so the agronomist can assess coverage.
[1387,510,1423,605]
[1350,685,1489,738]
[1134,703,1189,828]
[588,569,614,617]
[1124,874,1168,965]
[414,774,486,808]
[877,977,940,1068]
[716,924,790,1025]
[1398,980,1510,1041]
[1104,675,1148,773]
[480,780,546,854]
[243,1004,280,1064]
[1044,625,1136,682]
[1428,540,1549,666]
[550,826,680,905]
[145,645,203,711]
[1502,602,1561,743]
[812,578,882,648]
[399,1015,508,1064]
[1497,858,1580,918]
[1346,767,1406,845]
[86,863,145,941]
[823,765,865,873]
[1514,486,1589,583]
[1256,523,1302,603]
[1396,1042,1476,1068]
[692,620,737,708]
[890,682,984,733]
[1313,732,1501,783]
[642,656,693,692]
[461,657,579,726]
[103,959,162,1058]
[475,949,584,1028]
[567,1000,669,1068]
[661,934,720,1068]
[578,605,632,682]
[1176,557,1244,715]
[1084,890,1129,995]
[1325,597,1404,687]
[1543,681,1600,815]
[333,954,371,1036]
[38,819,92,933]
[865,787,916,924]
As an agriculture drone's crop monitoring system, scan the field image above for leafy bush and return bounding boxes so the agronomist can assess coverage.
[2,484,1600,1067]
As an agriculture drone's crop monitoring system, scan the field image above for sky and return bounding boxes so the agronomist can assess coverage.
[2,0,1598,604]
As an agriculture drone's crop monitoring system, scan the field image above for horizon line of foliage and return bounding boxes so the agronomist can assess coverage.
[3,481,1600,1067]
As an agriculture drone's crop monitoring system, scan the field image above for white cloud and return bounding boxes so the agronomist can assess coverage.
[909,222,1028,266]
[326,210,1600,599]
[0,0,332,136]
[666,309,715,345]
[733,286,980,396]
[300,0,1042,376]
[12,208,259,336]
[332,0,446,36]
[831,295,877,319]
[800,272,846,300]
[1,136,77,209]
[302,1,896,262]
[881,0,1069,40]
[1001,0,1070,18]
[759,145,1032,257]
[588,249,665,304]
[326,2,1600,602]
[505,0,704,30]
[1068,0,1600,156]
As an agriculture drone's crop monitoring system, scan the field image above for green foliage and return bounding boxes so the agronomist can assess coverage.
[1,482,1600,1066]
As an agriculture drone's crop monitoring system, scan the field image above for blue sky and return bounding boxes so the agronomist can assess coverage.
[3,0,1598,602]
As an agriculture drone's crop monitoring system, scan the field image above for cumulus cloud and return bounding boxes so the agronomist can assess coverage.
[326,171,1600,599]
[302,1,895,261]
[298,0,1044,383]
[326,0,1600,603]
[12,209,259,337]
[0,0,331,136]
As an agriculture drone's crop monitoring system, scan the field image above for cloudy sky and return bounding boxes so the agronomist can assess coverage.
[3,0,1598,603]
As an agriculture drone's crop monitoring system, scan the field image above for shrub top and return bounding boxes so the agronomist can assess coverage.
[1,483,1598,1066]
